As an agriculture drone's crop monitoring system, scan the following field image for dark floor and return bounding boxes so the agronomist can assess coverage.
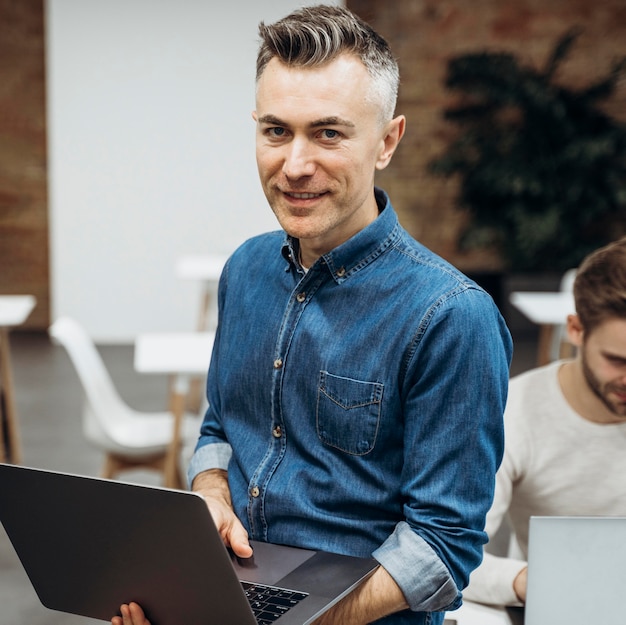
[0,329,538,625]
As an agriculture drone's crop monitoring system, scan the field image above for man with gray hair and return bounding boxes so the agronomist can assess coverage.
[113,5,511,625]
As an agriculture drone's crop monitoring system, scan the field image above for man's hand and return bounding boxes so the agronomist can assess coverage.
[111,602,150,625]
[191,468,253,559]
[513,566,527,603]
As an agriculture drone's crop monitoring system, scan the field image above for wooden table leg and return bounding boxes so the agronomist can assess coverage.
[164,374,189,489]
[0,328,22,464]
[535,324,555,367]
[0,388,6,463]
[185,285,212,413]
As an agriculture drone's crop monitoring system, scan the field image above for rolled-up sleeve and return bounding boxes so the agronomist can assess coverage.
[187,442,232,488]
[374,522,461,612]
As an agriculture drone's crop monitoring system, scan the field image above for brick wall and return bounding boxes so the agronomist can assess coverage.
[347,0,626,271]
[0,0,48,328]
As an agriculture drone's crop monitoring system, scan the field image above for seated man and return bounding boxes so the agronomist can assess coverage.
[464,235,626,606]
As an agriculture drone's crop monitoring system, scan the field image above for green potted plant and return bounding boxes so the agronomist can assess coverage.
[429,28,626,274]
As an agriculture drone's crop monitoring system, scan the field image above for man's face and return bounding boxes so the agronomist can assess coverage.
[253,54,404,259]
[579,318,626,420]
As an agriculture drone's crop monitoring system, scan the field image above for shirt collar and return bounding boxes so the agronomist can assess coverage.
[281,188,401,283]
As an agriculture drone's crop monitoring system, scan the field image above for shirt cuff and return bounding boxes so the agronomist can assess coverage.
[186,442,232,488]
[373,521,461,613]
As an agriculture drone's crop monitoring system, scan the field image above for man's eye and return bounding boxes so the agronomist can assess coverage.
[321,129,340,140]
[608,356,626,366]
[268,127,286,137]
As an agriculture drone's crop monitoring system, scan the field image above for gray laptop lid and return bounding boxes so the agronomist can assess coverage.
[525,516,626,625]
[0,463,376,625]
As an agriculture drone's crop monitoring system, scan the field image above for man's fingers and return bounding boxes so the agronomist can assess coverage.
[204,497,253,558]
[114,602,150,625]
[128,602,150,624]
[230,524,254,559]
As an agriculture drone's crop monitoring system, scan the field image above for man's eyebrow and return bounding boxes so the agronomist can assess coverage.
[601,350,626,362]
[256,114,355,128]
[257,114,286,126]
[311,116,356,128]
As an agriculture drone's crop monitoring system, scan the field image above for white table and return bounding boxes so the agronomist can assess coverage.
[509,291,574,325]
[446,600,520,625]
[135,332,215,376]
[509,291,575,365]
[134,332,215,487]
[176,254,228,331]
[0,295,36,463]
[176,254,228,411]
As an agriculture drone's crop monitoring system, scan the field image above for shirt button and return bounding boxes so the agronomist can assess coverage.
[272,425,282,438]
[250,486,260,498]
[273,358,283,369]
[296,292,306,303]
[336,267,346,277]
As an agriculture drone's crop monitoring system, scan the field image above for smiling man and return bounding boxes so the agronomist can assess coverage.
[464,236,626,608]
[113,6,512,625]
[252,51,403,267]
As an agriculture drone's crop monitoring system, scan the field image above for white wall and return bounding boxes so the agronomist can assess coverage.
[46,0,341,342]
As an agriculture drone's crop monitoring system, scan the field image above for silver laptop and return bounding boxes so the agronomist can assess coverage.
[0,463,377,625]
[526,516,626,624]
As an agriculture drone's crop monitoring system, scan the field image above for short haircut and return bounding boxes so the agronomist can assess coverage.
[256,4,400,122]
[574,236,626,334]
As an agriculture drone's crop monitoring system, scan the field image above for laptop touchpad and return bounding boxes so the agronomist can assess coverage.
[231,540,316,585]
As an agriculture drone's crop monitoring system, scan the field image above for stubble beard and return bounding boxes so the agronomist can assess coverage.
[581,351,626,419]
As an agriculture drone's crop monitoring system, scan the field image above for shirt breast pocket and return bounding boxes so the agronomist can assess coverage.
[316,371,383,456]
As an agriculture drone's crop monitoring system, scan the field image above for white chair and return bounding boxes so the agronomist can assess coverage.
[49,317,200,488]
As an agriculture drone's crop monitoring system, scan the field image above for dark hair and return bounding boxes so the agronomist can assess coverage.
[256,4,399,121]
[574,236,626,333]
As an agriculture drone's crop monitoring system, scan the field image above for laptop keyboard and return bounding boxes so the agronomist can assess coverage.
[241,581,309,624]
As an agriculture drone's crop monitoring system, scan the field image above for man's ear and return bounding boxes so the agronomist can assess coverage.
[376,115,406,171]
[566,314,585,347]
[252,111,258,122]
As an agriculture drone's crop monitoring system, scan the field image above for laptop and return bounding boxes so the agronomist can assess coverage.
[0,463,377,625]
[525,516,626,625]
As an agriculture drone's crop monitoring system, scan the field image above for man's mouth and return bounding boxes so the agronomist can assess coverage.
[284,191,325,200]
[608,385,626,404]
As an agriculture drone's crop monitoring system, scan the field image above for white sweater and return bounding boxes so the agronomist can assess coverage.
[463,360,626,606]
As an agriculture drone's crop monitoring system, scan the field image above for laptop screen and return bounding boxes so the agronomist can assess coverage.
[525,516,626,625]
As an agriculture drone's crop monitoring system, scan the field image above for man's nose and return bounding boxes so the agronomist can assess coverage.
[282,138,316,179]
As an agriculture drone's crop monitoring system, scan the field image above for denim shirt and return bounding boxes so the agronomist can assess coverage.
[188,189,512,625]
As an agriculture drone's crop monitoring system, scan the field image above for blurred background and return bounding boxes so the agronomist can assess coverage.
[2,0,624,340]
[0,1,625,623]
